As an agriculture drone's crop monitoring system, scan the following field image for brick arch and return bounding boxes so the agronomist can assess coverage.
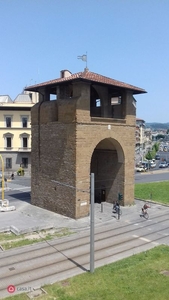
[87,135,125,166]
[90,137,124,204]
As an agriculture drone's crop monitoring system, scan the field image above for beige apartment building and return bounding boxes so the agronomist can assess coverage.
[136,118,146,148]
[0,92,38,174]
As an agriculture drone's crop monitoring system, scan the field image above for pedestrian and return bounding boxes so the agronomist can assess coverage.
[5,177,7,188]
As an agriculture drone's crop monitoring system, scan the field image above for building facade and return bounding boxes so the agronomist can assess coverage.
[0,92,38,175]
[26,69,146,219]
[136,118,146,148]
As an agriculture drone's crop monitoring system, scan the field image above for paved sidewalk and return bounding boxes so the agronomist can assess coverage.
[1,169,168,235]
[0,194,145,235]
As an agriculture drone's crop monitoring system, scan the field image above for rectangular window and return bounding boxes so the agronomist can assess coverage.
[96,99,101,107]
[22,117,28,128]
[6,137,11,148]
[6,158,12,169]
[6,117,11,127]
[22,157,28,168]
[23,137,28,148]
[111,97,121,105]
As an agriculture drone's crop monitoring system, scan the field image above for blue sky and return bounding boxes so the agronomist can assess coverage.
[0,0,169,123]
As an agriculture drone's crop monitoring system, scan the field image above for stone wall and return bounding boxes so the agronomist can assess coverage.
[31,83,136,219]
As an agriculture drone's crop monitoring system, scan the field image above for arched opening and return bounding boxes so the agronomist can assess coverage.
[90,138,124,204]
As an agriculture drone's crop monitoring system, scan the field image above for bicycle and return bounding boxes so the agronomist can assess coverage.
[140,203,150,220]
[112,202,122,219]
[140,209,149,219]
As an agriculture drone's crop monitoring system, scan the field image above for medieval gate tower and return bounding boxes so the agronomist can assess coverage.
[25,69,146,219]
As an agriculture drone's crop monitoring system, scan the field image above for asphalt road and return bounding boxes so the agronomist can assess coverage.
[1,168,167,211]
[4,176,31,205]
[3,170,169,207]
[135,169,169,183]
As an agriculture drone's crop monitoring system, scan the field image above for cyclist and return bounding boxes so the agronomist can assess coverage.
[113,201,120,213]
[142,203,150,214]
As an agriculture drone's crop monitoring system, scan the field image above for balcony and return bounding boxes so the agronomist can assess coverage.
[5,147,13,151]
[18,147,31,152]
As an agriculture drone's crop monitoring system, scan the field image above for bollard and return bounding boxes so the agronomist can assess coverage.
[118,207,120,220]
[101,202,103,213]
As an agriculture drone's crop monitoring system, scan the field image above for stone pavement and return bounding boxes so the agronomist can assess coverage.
[0,190,145,235]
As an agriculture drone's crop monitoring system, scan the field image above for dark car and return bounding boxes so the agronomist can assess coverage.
[155,155,160,160]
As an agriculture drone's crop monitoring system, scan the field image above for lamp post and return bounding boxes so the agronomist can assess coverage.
[0,155,4,201]
[90,173,95,273]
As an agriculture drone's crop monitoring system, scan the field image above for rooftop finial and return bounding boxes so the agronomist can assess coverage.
[77,52,88,70]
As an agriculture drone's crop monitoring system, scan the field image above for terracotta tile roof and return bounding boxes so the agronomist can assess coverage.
[25,70,146,94]
[136,118,145,122]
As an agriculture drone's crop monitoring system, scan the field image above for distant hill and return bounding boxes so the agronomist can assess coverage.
[145,122,169,130]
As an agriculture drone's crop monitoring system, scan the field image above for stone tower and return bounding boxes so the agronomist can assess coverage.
[25,69,146,219]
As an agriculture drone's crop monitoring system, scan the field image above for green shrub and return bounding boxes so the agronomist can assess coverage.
[17,167,24,176]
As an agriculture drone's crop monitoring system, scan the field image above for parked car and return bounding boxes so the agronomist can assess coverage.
[136,166,147,172]
[155,154,160,160]
[142,162,149,169]
[150,162,156,168]
[159,162,168,168]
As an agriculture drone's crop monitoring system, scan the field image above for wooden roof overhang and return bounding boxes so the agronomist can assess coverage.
[25,71,147,96]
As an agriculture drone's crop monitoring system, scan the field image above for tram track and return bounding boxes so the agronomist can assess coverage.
[0,206,169,298]
[0,212,168,267]
[0,212,169,297]
[1,221,169,276]
[0,229,168,297]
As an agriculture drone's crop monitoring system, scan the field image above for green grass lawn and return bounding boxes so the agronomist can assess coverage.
[4,245,169,300]
[135,181,169,204]
[0,228,73,250]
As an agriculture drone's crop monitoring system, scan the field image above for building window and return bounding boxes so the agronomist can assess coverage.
[111,97,121,105]
[22,117,28,128]
[3,133,13,150]
[6,117,11,128]
[96,99,101,107]
[22,157,28,168]
[6,137,12,148]
[6,158,12,169]
[23,137,28,148]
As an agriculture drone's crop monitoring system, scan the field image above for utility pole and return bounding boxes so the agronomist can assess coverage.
[90,173,95,273]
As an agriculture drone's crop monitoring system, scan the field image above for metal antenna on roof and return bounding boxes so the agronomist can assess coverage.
[77,52,88,71]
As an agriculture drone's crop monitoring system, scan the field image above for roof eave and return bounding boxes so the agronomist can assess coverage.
[25,78,146,95]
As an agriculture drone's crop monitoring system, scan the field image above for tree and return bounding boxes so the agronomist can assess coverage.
[156,134,165,140]
[145,151,153,160]
[152,142,159,152]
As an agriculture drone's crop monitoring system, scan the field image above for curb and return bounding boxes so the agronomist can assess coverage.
[135,198,169,207]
